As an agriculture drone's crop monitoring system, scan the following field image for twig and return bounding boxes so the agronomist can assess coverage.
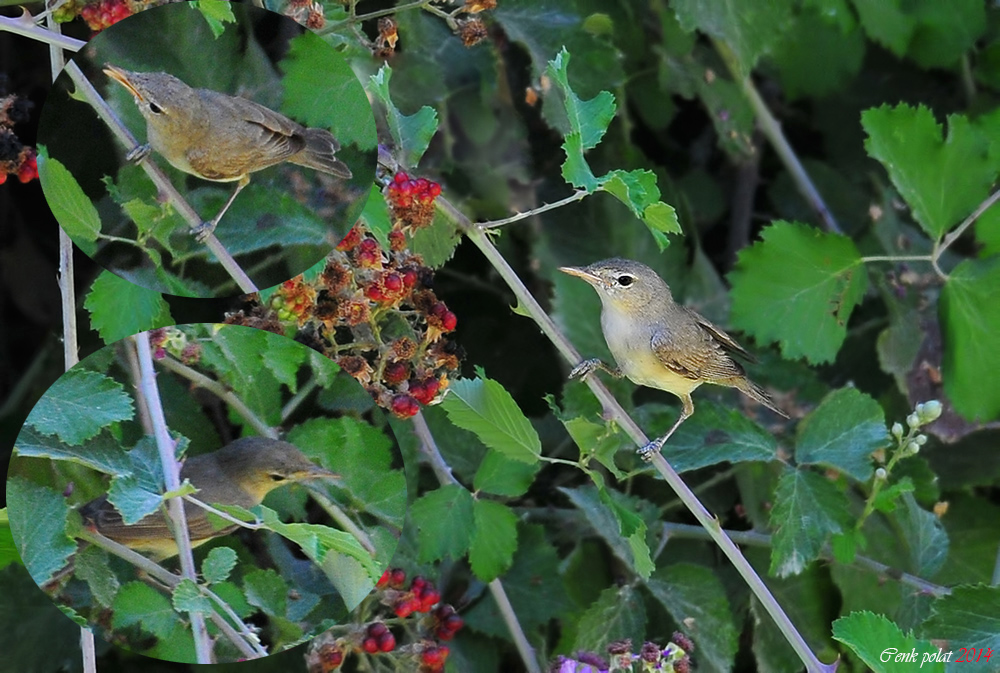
[181,495,263,530]
[714,40,841,235]
[306,487,378,555]
[325,0,430,28]
[156,354,277,438]
[434,197,837,673]
[411,410,541,673]
[0,12,84,51]
[281,378,318,423]
[931,187,1000,278]
[660,522,951,599]
[62,62,258,294]
[477,190,590,230]
[134,332,213,663]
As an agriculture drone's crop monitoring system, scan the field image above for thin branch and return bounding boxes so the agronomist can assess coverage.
[306,486,378,555]
[661,523,951,599]
[281,378,319,423]
[860,255,934,264]
[714,40,842,235]
[0,12,84,51]
[62,62,258,294]
[134,332,213,663]
[156,354,277,438]
[934,187,1000,268]
[181,495,263,530]
[411,410,541,673]
[325,0,430,28]
[477,190,590,230]
[434,196,837,673]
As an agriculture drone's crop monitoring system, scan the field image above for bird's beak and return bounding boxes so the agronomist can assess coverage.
[558,265,604,287]
[103,64,143,101]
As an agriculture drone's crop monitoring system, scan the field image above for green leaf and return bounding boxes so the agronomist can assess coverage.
[600,169,682,248]
[469,499,518,582]
[572,585,646,654]
[36,147,101,244]
[896,493,948,577]
[410,485,475,563]
[191,0,234,38]
[851,0,915,56]
[259,506,380,582]
[561,416,627,480]
[473,450,539,497]
[862,104,997,240]
[0,511,19,572]
[6,478,75,587]
[636,400,778,473]
[940,258,1000,420]
[409,207,462,268]
[13,426,131,475]
[112,581,177,639]
[872,477,915,514]
[906,0,986,69]
[84,271,173,345]
[672,0,795,79]
[545,48,616,192]
[833,610,945,673]
[281,31,377,150]
[646,563,740,673]
[75,545,118,607]
[768,6,865,99]
[729,221,867,364]
[441,373,541,464]
[243,568,287,618]
[261,334,307,394]
[24,368,133,446]
[172,578,212,614]
[795,387,887,481]
[769,469,852,578]
[368,65,438,167]
[201,547,238,585]
[0,564,83,673]
[559,485,655,578]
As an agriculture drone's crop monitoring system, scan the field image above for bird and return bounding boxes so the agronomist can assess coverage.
[79,436,338,561]
[103,65,353,238]
[559,258,787,460]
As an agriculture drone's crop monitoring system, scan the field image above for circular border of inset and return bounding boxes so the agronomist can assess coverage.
[38,2,377,298]
[7,323,406,664]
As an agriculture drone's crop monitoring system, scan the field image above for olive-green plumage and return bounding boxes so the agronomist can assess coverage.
[560,258,786,459]
[80,436,336,560]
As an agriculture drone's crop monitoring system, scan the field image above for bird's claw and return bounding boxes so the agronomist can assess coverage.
[192,220,217,242]
[636,440,662,462]
[126,143,151,164]
[569,358,603,380]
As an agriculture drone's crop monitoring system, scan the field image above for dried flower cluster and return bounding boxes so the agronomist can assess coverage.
[306,568,463,672]
[0,76,37,185]
[226,187,461,419]
[550,633,695,673]
[370,0,494,57]
[283,0,326,30]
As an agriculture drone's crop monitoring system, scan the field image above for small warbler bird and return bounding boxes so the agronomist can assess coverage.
[80,436,337,561]
[559,258,786,460]
[103,65,353,237]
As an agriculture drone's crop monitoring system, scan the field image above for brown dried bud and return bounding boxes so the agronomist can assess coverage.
[457,18,488,47]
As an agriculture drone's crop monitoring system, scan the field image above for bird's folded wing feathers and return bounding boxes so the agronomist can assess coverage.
[686,307,756,363]
[650,328,747,382]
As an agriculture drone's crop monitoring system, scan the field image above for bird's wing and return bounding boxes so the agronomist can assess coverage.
[686,307,756,363]
[80,495,234,543]
[208,91,307,163]
[651,326,747,382]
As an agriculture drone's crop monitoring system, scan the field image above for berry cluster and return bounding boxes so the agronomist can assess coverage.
[283,0,325,30]
[550,633,694,673]
[0,78,37,186]
[386,171,442,230]
[227,221,461,419]
[305,568,463,672]
[79,0,132,33]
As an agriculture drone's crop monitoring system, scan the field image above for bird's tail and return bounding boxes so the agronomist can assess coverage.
[292,128,353,179]
[733,378,788,418]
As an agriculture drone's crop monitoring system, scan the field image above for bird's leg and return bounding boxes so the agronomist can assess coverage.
[569,358,623,380]
[637,394,694,462]
[125,143,151,163]
[194,174,250,241]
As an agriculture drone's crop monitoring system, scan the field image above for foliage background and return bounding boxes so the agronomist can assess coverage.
[2,0,1000,672]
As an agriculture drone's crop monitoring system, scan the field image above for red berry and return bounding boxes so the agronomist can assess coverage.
[441,311,457,331]
[444,614,464,633]
[377,570,391,588]
[336,226,363,251]
[384,272,403,293]
[394,598,417,618]
[402,269,418,288]
[391,568,406,586]
[394,171,409,184]
[429,182,442,197]
[422,646,449,666]
[418,589,441,612]
[390,394,419,418]
[411,576,426,591]
[17,154,38,183]
[362,637,379,654]
[368,622,388,638]
[378,632,395,652]
[365,284,386,302]
[388,229,407,251]
[384,361,409,385]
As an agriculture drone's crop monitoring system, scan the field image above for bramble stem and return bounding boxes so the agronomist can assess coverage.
[0,12,84,51]
[135,332,213,663]
[411,411,542,673]
[63,62,257,294]
[714,40,842,235]
[433,193,838,673]
[478,190,590,230]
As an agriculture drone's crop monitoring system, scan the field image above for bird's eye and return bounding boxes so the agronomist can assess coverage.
[617,275,634,287]
[147,102,163,114]
[269,473,286,482]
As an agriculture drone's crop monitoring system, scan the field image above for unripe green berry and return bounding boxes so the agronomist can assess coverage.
[891,422,903,440]
[906,413,920,429]
[915,434,927,446]
[875,467,888,480]
[905,440,919,455]
[918,400,943,423]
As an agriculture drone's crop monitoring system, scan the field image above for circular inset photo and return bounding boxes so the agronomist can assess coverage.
[7,324,406,664]
[37,2,377,298]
